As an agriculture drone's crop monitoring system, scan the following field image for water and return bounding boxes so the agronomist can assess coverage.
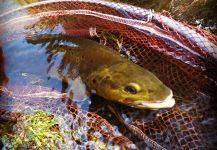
[0,0,217,149]
[0,32,125,149]
[2,37,89,106]
[0,1,127,149]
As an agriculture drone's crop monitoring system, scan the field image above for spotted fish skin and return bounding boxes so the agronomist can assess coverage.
[27,34,175,109]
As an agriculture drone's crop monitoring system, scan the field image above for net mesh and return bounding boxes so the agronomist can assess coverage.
[0,85,136,149]
[108,93,217,149]
[0,0,217,149]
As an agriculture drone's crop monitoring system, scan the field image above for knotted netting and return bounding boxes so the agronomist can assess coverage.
[0,0,217,149]
[0,85,136,149]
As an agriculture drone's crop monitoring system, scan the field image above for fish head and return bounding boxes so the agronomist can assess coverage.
[86,62,175,109]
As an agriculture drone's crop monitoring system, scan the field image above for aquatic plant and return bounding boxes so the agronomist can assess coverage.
[0,109,116,149]
[1,110,66,149]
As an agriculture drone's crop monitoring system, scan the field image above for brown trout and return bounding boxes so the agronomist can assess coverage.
[28,34,175,109]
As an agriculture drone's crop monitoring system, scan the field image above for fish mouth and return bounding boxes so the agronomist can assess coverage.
[133,90,175,109]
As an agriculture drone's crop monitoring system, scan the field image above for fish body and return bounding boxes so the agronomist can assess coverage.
[32,34,175,109]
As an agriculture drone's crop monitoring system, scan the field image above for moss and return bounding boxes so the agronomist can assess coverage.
[1,110,66,149]
[109,0,217,34]
[0,110,115,149]
[16,0,40,5]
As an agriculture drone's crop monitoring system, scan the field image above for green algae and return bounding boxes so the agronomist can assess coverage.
[0,110,66,150]
[0,110,113,149]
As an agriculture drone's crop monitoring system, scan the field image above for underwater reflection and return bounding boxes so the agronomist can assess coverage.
[27,34,174,109]
[1,0,216,149]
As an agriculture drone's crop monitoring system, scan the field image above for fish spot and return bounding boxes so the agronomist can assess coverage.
[104,75,111,80]
[124,98,134,104]
[92,79,97,84]
[111,83,119,89]
[148,89,155,93]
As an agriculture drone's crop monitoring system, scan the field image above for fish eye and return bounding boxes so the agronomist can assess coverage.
[124,86,137,94]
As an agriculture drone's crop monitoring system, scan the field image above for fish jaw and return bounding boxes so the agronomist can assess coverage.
[128,90,175,109]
